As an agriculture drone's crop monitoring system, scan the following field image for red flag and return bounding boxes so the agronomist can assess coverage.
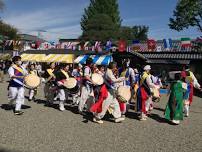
[118,40,126,52]
[147,39,156,51]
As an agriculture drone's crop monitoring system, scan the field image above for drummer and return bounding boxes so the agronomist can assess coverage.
[72,63,83,86]
[78,58,95,114]
[8,56,28,115]
[42,62,56,105]
[137,65,157,121]
[54,63,70,111]
[118,60,135,117]
[28,63,38,102]
[92,62,126,124]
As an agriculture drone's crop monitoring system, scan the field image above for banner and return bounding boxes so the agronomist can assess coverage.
[118,40,126,52]
[147,39,156,51]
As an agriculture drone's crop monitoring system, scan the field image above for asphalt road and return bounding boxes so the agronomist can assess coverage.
[0,78,202,152]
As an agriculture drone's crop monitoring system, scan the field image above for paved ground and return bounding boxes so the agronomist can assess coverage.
[0,78,202,152]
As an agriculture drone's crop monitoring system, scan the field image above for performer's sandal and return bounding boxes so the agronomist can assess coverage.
[14,111,24,115]
[115,117,125,123]
[93,118,104,124]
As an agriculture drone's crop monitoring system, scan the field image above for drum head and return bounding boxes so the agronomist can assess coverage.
[24,74,40,88]
[92,73,104,85]
[63,78,77,89]
[117,86,131,102]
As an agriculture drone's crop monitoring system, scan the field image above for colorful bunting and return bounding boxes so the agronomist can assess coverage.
[181,38,191,48]
[118,40,126,52]
[147,39,156,51]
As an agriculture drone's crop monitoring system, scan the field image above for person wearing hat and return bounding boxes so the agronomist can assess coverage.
[182,67,202,117]
[137,65,157,121]
[78,57,95,114]
[118,60,135,117]
[54,63,70,111]
[8,56,28,115]
[92,62,126,124]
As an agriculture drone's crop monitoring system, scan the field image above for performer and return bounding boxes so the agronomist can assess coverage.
[97,65,105,76]
[137,65,157,121]
[118,60,135,117]
[42,62,56,105]
[28,63,38,101]
[91,62,126,124]
[8,56,28,115]
[78,58,95,114]
[165,73,186,125]
[72,64,83,86]
[183,76,191,117]
[71,64,83,105]
[133,68,140,110]
[54,63,69,111]
[181,66,202,117]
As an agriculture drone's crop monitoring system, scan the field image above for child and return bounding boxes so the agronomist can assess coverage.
[28,64,38,101]
[165,73,187,125]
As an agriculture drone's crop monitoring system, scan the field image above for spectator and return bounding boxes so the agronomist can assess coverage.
[0,60,5,82]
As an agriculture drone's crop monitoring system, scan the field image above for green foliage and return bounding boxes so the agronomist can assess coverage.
[82,14,119,41]
[80,0,121,41]
[0,20,19,39]
[169,0,202,32]
[119,26,149,41]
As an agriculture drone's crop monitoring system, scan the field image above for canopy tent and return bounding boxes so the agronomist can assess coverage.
[21,54,46,62]
[44,54,74,63]
[74,55,112,65]
[21,53,74,63]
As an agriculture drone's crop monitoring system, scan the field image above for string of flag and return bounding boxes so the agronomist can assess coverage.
[1,37,201,52]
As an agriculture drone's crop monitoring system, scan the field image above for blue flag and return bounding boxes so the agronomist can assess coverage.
[106,40,112,51]
[163,39,172,48]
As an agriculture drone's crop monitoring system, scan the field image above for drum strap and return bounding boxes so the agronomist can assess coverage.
[47,69,54,77]
[61,70,69,79]
[13,78,24,86]
[12,64,24,75]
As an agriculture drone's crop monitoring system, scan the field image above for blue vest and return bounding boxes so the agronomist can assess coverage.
[9,66,24,87]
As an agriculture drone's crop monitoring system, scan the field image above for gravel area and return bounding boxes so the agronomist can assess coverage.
[0,79,202,152]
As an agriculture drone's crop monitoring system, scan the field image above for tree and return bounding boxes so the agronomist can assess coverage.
[0,20,19,39]
[119,26,149,41]
[82,14,119,41]
[80,0,121,41]
[169,0,202,32]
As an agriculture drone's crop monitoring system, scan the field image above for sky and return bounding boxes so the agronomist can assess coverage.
[0,0,201,41]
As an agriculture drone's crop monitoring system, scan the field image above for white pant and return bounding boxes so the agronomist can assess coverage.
[95,89,121,119]
[145,97,152,112]
[8,87,25,111]
[78,85,94,112]
[58,89,66,101]
[29,89,37,100]
[72,91,81,105]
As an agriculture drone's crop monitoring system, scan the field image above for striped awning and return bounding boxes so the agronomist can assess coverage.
[21,54,46,62]
[92,55,112,65]
[74,55,112,65]
[44,54,74,63]
[74,55,89,64]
